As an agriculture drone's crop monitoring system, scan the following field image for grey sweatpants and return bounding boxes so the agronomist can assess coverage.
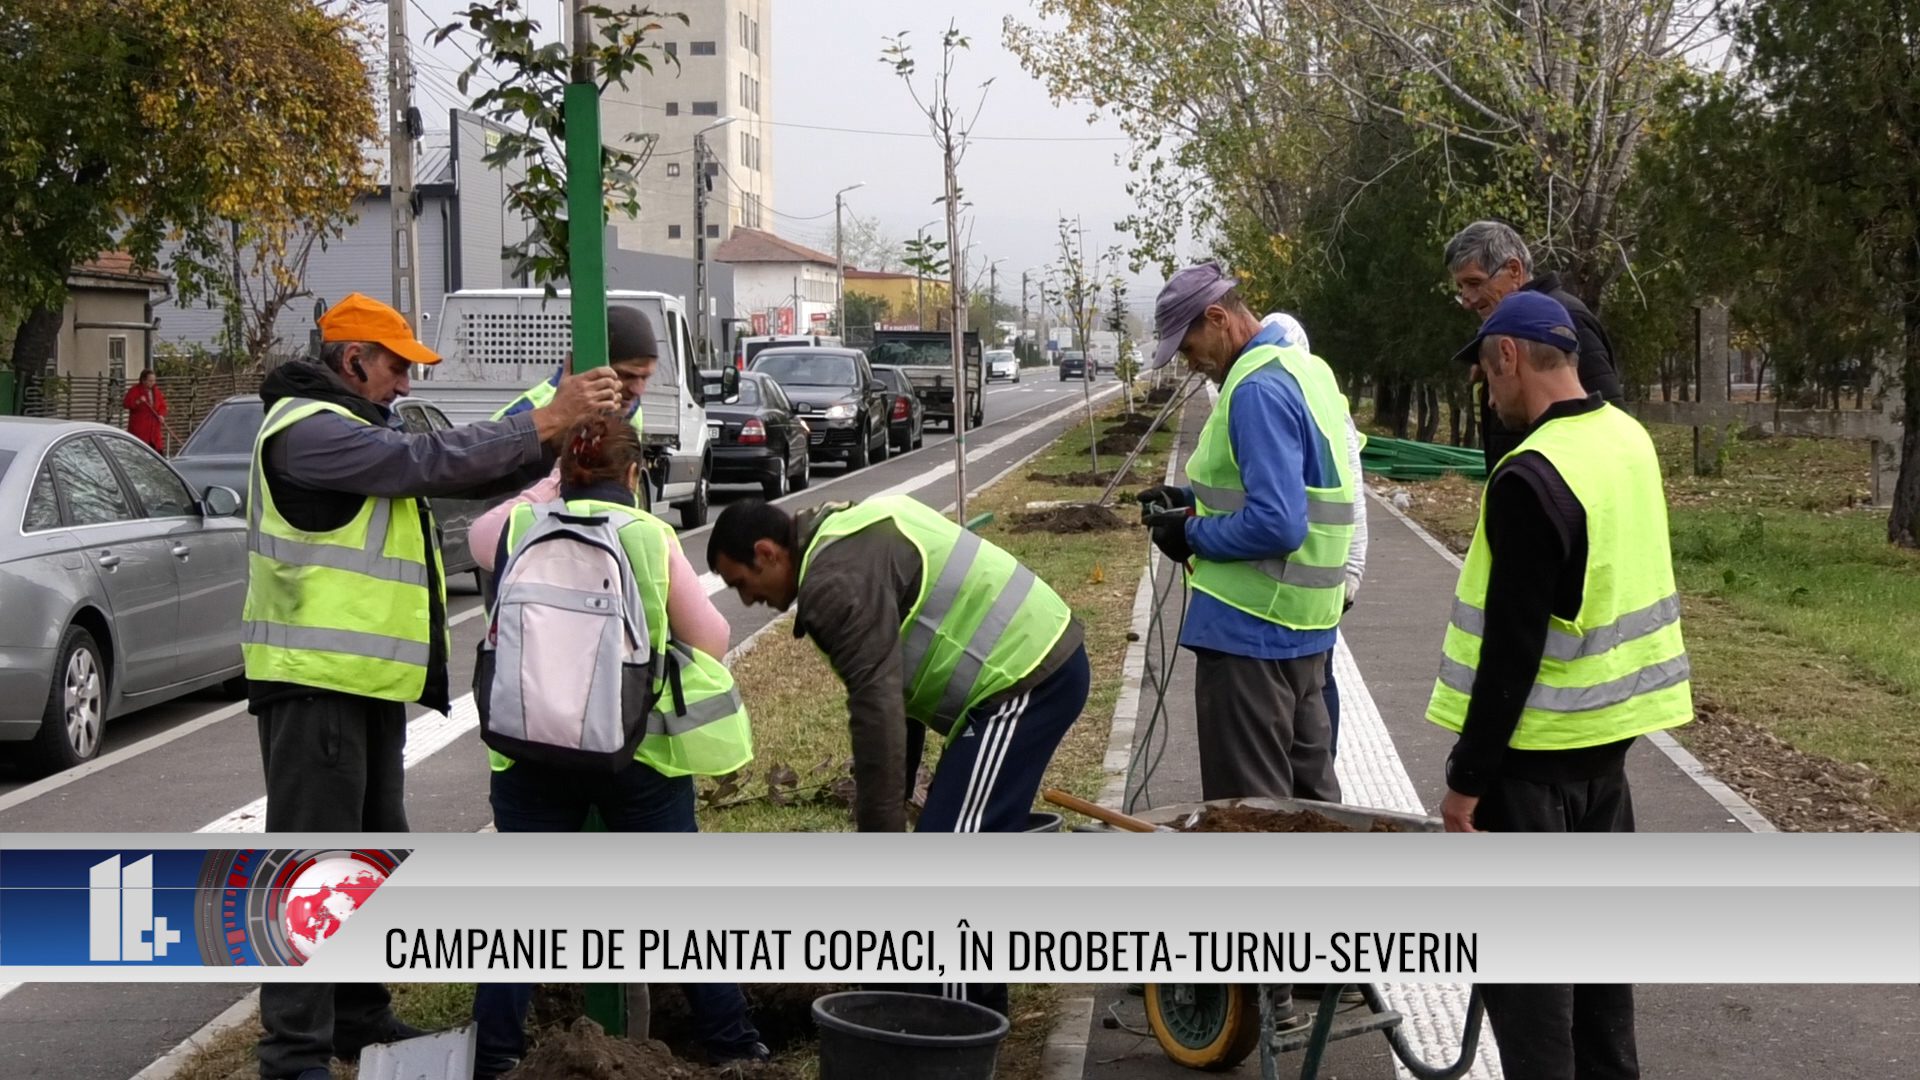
[1192,648,1341,804]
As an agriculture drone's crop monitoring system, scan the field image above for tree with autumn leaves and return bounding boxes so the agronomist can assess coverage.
[1,0,377,378]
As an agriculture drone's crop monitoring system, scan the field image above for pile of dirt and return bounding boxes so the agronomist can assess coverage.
[1177,804,1402,833]
[1682,701,1900,831]
[1104,413,1158,436]
[1145,386,1176,405]
[648,983,847,1056]
[504,1019,799,1080]
[1009,504,1128,534]
[1028,468,1150,489]
[1095,432,1146,455]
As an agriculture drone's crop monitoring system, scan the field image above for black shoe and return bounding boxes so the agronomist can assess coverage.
[710,1041,772,1065]
[336,1018,431,1059]
[292,1070,338,1080]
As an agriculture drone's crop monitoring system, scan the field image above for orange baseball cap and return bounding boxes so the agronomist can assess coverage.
[318,293,441,365]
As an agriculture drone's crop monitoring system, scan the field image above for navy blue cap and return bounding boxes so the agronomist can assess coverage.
[1453,291,1580,367]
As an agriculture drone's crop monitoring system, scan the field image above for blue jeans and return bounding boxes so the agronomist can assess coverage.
[472,762,761,1076]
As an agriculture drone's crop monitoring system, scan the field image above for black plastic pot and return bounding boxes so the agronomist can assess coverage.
[813,991,1010,1080]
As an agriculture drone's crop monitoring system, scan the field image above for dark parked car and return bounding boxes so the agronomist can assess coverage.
[172,394,488,580]
[872,365,925,453]
[700,371,812,499]
[0,419,248,774]
[1058,350,1090,380]
[748,347,890,470]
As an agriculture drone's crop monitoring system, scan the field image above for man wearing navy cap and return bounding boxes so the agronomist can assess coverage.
[1427,291,1692,1080]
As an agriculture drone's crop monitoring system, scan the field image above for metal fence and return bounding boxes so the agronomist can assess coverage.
[14,370,266,456]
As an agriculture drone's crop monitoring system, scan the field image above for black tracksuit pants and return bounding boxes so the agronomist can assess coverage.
[1474,767,1640,1080]
[254,693,410,1078]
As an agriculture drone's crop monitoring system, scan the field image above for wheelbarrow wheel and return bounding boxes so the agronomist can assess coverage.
[1144,983,1261,1072]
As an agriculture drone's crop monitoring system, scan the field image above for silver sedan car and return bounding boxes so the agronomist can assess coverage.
[0,418,247,776]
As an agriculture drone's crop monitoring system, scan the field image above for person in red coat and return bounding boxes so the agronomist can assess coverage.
[124,369,169,452]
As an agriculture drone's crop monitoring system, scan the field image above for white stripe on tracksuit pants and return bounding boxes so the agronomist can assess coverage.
[887,646,1092,1017]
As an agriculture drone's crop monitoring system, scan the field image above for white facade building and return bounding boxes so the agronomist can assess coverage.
[605,0,774,257]
[714,228,837,334]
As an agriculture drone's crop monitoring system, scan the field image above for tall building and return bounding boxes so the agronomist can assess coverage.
[607,0,773,259]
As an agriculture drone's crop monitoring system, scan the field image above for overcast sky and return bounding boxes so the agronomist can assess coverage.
[413,0,1168,315]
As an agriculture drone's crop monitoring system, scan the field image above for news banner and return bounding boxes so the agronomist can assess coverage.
[0,834,1913,983]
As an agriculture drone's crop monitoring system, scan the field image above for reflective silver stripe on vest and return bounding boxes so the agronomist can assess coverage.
[1437,653,1692,714]
[1306,497,1356,525]
[1450,593,1684,663]
[1195,484,1353,526]
[1248,557,1349,590]
[1191,482,1244,512]
[900,528,983,682]
[249,433,427,587]
[243,621,431,667]
[932,566,1039,724]
[650,685,745,735]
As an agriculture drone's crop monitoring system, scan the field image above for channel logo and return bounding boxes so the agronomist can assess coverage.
[88,855,181,962]
[0,849,407,969]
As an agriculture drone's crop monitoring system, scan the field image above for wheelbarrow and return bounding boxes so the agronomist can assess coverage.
[1043,792,1485,1080]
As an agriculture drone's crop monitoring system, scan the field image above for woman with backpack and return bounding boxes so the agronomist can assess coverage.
[469,414,766,1077]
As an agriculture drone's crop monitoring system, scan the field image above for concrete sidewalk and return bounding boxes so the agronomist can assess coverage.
[1067,390,1919,1079]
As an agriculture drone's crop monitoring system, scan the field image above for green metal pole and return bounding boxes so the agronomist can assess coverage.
[567,3,617,1033]
[565,80,608,373]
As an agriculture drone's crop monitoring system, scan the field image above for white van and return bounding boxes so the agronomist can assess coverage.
[418,289,718,527]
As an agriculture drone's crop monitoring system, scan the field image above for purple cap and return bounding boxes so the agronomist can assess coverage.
[1151,262,1237,370]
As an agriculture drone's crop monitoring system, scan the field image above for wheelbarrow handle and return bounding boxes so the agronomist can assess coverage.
[1042,788,1167,832]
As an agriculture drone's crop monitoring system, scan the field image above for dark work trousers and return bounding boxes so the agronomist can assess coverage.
[1475,767,1640,1080]
[1322,640,1342,759]
[896,646,1090,1018]
[471,760,761,1078]
[255,693,409,1078]
[1192,648,1341,804]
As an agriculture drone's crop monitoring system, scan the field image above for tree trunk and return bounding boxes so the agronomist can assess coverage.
[9,305,63,390]
[1415,384,1440,442]
[1887,297,1920,548]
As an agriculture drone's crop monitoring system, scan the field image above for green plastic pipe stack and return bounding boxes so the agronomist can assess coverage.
[1360,435,1487,481]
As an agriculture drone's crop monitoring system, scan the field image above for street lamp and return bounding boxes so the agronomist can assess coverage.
[693,116,737,365]
[833,181,866,339]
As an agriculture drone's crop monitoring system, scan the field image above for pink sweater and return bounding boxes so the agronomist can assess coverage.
[471,468,731,659]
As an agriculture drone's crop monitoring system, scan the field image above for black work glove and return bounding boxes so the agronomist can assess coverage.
[1137,484,1193,513]
[1150,516,1194,564]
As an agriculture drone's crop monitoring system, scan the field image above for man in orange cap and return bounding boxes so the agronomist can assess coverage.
[243,293,620,1080]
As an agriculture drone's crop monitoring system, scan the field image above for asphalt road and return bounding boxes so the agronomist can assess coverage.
[0,373,1127,1080]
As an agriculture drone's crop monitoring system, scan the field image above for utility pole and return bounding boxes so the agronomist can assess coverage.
[915,225,927,330]
[387,0,424,335]
[987,263,997,347]
[834,181,864,338]
[1020,269,1029,362]
[693,116,735,365]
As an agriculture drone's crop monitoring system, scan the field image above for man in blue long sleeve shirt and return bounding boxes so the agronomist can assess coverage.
[1143,264,1343,807]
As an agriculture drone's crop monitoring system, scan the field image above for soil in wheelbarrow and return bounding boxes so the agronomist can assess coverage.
[1027,466,1152,489]
[1009,503,1129,534]
[1178,804,1403,833]
[503,1018,801,1080]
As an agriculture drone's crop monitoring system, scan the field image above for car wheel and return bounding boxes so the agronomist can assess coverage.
[763,460,790,500]
[913,421,924,450]
[875,422,891,462]
[27,625,107,775]
[678,472,710,529]
[848,425,870,470]
[792,448,812,490]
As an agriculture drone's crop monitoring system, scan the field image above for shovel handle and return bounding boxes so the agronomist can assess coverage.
[1042,788,1162,833]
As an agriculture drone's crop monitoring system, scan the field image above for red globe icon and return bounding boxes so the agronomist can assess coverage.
[283,857,387,961]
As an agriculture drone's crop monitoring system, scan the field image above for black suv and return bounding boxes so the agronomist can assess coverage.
[749,347,892,470]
